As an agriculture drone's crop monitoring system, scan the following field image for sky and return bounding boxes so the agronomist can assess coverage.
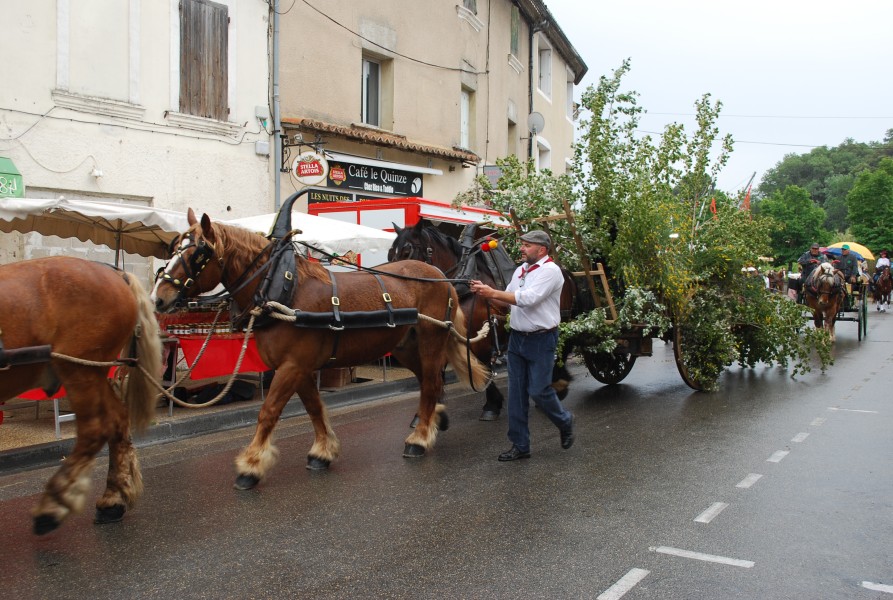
[544,0,893,194]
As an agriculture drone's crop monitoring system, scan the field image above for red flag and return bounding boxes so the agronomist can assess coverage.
[710,197,717,219]
[742,185,751,211]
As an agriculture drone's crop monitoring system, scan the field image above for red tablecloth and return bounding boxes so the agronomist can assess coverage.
[176,334,269,380]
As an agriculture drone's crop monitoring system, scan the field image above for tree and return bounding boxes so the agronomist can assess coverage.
[755,185,830,266]
[847,158,893,251]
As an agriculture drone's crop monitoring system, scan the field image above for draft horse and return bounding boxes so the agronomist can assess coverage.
[873,266,891,312]
[803,262,846,342]
[0,257,162,534]
[152,210,489,490]
[389,219,579,421]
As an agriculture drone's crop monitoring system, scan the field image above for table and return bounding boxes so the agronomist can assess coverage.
[175,334,269,379]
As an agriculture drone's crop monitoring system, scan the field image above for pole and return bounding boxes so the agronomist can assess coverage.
[272,0,282,211]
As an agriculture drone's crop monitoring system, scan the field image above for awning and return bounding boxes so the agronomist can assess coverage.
[325,151,443,176]
[0,157,24,198]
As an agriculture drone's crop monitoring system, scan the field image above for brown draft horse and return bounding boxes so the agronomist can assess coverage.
[873,266,891,312]
[151,211,489,490]
[803,262,846,342]
[0,257,162,534]
[766,268,787,294]
[388,219,579,421]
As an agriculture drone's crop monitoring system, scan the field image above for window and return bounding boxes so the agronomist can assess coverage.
[362,58,381,127]
[460,88,474,149]
[536,137,551,172]
[537,39,552,99]
[463,0,477,14]
[180,0,229,121]
[510,6,520,58]
[507,120,518,158]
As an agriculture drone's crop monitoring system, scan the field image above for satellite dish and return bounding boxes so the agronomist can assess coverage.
[526,112,545,135]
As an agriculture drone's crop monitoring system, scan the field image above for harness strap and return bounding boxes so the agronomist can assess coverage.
[328,274,343,362]
[372,274,397,327]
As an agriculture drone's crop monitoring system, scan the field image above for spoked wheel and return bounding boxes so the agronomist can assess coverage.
[672,323,705,391]
[582,350,637,385]
[860,296,868,339]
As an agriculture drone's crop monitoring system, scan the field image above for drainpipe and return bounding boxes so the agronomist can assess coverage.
[272,0,282,211]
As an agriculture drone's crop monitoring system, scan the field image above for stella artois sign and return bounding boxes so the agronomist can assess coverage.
[292,151,329,186]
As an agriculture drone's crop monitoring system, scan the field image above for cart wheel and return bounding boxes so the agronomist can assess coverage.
[582,351,636,384]
[861,297,868,338]
[672,323,705,391]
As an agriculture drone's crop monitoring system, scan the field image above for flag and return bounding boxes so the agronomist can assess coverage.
[710,197,717,219]
[742,184,751,212]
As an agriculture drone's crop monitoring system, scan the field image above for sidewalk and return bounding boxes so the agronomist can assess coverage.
[0,364,458,475]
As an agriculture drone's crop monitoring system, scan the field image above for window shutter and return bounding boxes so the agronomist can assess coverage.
[180,0,228,121]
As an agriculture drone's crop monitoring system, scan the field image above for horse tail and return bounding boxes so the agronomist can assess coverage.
[444,287,491,390]
[121,272,163,433]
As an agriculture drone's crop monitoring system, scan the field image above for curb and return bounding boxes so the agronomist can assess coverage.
[0,373,453,475]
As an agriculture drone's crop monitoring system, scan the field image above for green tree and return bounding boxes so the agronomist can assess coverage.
[847,158,893,251]
[755,185,830,266]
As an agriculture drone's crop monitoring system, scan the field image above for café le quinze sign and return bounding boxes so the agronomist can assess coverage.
[327,161,422,197]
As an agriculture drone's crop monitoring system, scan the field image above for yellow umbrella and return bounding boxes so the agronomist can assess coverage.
[828,241,875,260]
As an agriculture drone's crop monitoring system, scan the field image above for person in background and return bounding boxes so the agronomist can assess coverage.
[469,229,575,462]
[874,249,890,285]
[835,244,860,284]
[797,243,828,282]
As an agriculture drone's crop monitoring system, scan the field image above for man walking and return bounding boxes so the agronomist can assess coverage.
[470,229,574,461]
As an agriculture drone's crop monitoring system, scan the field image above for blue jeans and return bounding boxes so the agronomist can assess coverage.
[506,329,573,452]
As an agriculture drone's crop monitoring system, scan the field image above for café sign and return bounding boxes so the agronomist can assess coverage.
[326,160,422,197]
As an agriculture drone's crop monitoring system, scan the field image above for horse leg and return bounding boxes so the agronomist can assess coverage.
[296,375,341,471]
[93,381,143,525]
[234,368,304,489]
[403,358,445,458]
[479,382,503,421]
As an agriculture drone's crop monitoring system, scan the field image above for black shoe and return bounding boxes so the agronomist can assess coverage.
[498,446,531,461]
[560,414,575,450]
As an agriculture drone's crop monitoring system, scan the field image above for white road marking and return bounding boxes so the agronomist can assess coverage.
[828,407,879,414]
[862,581,893,593]
[791,432,810,443]
[736,473,763,488]
[597,568,650,600]
[767,450,789,463]
[650,546,755,568]
[694,502,729,524]
[811,417,826,426]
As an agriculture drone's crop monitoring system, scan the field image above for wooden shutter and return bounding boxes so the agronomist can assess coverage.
[180,0,228,121]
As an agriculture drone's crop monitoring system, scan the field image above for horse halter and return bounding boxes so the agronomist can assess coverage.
[156,232,217,294]
[391,229,433,264]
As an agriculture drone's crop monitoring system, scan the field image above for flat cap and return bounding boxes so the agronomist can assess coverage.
[519,229,552,249]
[810,243,820,249]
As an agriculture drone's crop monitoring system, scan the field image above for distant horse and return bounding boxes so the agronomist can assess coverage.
[389,219,579,421]
[0,257,162,534]
[766,268,787,294]
[803,262,846,341]
[152,210,489,490]
[873,266,891,312]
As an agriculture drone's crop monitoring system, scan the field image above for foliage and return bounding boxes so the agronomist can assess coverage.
[755,185,831,266]
[460,60,833,391]
[846,158,893,251]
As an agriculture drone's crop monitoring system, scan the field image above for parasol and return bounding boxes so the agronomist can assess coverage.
[827,241,875,260]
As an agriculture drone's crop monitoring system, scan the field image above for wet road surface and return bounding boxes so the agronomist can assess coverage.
[1,312,891,599]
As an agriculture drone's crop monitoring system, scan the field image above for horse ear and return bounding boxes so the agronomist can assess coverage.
[187,208,197,226]
[413,219,426,231]
[200,213,216,241]
[392,223,403,234]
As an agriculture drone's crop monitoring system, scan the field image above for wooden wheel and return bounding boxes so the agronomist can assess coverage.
[672,323,705,391]
[582,350,636,385]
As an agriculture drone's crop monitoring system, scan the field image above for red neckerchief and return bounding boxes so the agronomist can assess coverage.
[521,257,553,278]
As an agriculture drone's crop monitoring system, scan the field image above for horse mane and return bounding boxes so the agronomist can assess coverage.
[212,221,331,284]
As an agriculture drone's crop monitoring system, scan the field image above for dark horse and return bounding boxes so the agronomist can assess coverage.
[389,219,579,421]
[0,257,162,534]
[873,266,891,312]
[152,210,489,490]
[803,262,846,342]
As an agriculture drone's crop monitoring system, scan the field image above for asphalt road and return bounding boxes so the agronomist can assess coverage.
[0,310,891,599]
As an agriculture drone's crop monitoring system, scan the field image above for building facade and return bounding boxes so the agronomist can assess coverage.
[277,0,586,214]
[0,0,273,272]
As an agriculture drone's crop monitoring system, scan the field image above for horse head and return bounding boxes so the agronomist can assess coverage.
[388,219,433,263]
[806,262,845,308]
[151,209,238,312]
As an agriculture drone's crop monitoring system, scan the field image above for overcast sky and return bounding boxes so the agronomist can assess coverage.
[544,0,893,193]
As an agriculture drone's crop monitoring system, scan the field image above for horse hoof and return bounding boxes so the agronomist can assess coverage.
[403,443,426,458]
[94,504,126,525]
[437,411,450,431]
[409,414,420,429]
[479,410,499,421]
[33,514,61,536]
[306,456,331,471]
[234,474,260,490]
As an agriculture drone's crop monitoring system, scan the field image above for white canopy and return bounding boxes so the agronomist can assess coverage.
[224,210,396,261]
[0,197,190,263]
